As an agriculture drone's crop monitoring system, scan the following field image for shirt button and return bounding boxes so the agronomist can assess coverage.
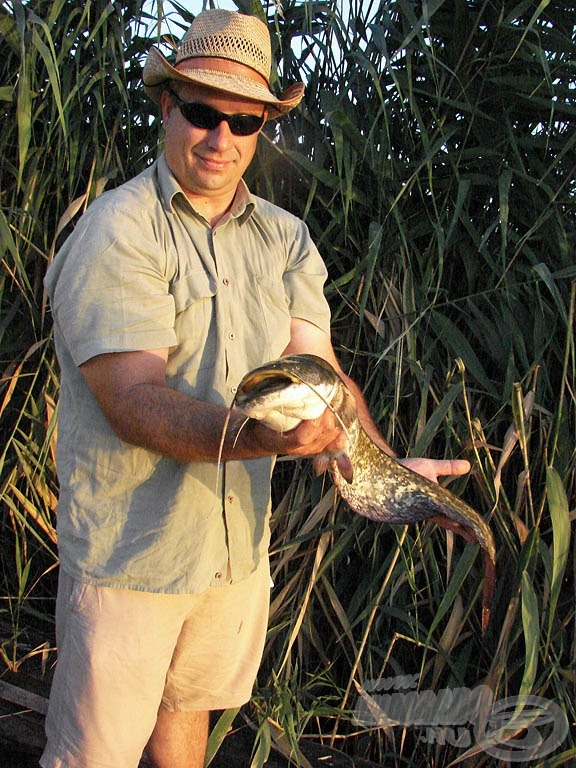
[227,494,234,504]
[214,572,222,580]
[222,277,230,286]
[228,331,235,340]
[230,385,238,394]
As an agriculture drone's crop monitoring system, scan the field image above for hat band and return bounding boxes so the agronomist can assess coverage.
[175,57,270,90]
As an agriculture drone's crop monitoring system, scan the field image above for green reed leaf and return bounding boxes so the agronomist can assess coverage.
[545,466,570,649]
[520,570,539,697]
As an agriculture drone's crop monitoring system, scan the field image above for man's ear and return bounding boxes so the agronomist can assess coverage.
[160,89,174,121]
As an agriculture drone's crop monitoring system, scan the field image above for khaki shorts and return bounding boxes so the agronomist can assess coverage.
[40,558,270,768]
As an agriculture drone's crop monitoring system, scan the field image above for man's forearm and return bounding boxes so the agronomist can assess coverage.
[102,382,278,463]
[338,372,396,457]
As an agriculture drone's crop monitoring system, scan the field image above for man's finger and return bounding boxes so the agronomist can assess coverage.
[441,459,471,477]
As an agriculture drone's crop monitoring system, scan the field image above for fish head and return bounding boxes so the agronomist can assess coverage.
[234,354,354,432]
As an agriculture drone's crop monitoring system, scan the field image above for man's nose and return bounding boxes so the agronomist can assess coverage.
[206,119,234,149]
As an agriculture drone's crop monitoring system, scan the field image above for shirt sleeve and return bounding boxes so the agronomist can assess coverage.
[283,217,332,335]
[45,193,177,366]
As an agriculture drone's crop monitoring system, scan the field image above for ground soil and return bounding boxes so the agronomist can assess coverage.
[0,668,379,768]
[0,612,382,768]
[0,714,380,768]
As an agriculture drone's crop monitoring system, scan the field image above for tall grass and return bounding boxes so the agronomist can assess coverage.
[0,0,156,665]
[248,1,576,764]
[1,0,575,765]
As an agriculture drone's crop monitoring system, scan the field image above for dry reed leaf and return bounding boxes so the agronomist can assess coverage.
[45,392,58,468]
[431,594,465,688]
[0,339,46,417]
[266,718,314,768]
[277,531,330,676]
[493,388,535,504]
[8,483,57,543]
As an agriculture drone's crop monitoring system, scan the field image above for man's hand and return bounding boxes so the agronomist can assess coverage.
[398,457,471,484]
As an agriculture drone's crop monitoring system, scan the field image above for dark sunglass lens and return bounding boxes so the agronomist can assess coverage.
[181,102,221,130]
[228,114,265,136]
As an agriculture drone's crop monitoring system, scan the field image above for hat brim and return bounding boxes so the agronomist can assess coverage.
[142,47,304,120]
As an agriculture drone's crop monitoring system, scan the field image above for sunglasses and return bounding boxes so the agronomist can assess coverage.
[169,90,266,136]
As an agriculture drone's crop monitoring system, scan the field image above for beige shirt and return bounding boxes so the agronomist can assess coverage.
[45,154,331,593]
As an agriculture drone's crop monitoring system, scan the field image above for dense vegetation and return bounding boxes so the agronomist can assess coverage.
[1,0,574,765]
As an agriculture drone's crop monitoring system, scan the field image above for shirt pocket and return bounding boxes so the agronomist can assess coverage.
[170,268,217,370]
[254,274,291,359]
[171,267,216,312]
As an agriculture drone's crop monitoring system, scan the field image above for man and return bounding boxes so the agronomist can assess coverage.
[41,10,469,768]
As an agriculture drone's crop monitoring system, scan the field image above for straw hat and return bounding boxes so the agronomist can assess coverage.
[142,9,305,119]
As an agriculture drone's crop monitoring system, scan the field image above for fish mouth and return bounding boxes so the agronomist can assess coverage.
[235,371,303,400]
[236,355,339,402]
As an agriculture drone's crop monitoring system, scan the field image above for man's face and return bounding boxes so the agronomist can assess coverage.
[161,83,266,202]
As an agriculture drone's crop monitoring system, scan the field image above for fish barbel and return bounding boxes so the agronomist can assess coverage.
[234,354,496,634]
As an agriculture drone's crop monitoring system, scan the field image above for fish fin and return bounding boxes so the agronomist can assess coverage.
[330,453,354,484]
[312,454,330,476]
[313,451,354,483]
[428,514,477,544]
[429,514,496,636]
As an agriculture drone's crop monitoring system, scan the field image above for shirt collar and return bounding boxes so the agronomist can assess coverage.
[156,153,183,213]
[221,179,255,226]
[230,179,254,224]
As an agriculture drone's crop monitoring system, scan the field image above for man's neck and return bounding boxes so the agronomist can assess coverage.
[184,189,236,228]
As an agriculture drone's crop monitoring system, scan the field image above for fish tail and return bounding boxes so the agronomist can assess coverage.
[482,550,496,635]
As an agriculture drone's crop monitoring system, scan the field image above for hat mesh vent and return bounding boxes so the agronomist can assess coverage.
[179,35,269,80]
